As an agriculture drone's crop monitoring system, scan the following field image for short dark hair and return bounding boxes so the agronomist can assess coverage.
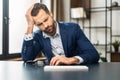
[31,3,50,16]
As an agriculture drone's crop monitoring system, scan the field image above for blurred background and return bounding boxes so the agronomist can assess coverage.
[0,0,120,62]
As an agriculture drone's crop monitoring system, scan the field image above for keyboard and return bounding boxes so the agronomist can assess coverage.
[44,65,88,71]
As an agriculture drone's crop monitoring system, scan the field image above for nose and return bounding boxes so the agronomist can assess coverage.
[43,22,47,28]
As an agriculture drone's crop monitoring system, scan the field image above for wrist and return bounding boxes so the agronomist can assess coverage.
[70,57,80,64]
[24,33,33,41]
[26,26,34,34]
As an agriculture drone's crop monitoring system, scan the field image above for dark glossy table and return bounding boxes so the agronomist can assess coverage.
[0,61,120,80]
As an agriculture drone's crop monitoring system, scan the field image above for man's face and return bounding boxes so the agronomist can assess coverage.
[33,9,56,36]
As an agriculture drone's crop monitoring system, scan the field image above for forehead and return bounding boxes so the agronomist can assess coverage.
[33,9,49,23]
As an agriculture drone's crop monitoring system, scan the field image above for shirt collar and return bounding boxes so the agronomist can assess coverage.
[43,22,60,38]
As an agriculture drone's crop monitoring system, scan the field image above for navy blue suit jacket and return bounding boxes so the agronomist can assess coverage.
[21,22,100,64]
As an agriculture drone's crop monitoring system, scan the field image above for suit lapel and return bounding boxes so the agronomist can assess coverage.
[43,38,54,59]
[58,23,68,56]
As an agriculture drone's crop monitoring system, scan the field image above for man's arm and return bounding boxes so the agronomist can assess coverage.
[50,23,99,65]
[21,5,41,62]
[21,35,42,62]
[25,5,34,34]
[75,24,100,64]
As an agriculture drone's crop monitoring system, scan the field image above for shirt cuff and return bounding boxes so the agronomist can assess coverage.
[74,56,84,64]
[24,33,33,41]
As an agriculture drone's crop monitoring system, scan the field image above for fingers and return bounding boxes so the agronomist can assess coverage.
[50,59,62,66]
[26,5,34,15]
[25,5,34,26]
[50,55,66,66]
[50,56,80,66]
[50,56,59,66]
[25,5,35,34]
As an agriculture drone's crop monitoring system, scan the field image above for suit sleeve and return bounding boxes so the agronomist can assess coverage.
[75,24,100,64]
[21,33,42,62]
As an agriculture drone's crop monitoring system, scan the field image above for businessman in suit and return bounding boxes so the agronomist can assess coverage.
[22,3,100,66]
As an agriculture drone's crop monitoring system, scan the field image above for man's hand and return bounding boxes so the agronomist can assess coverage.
[50,55,80,66]
[25,5,34,34]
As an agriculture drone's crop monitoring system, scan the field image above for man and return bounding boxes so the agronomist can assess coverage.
[21,3,100,66]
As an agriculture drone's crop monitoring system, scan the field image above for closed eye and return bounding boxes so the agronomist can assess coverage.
[44,18,48,22]
[36,23,42,26]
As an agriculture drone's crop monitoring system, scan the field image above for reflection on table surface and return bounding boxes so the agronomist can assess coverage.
[0,61,120,80]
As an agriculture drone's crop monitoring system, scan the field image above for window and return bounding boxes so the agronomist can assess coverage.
[42,0,51,10]
[9,0,40,54]
[0,0,2,54]
[0,0,51,59]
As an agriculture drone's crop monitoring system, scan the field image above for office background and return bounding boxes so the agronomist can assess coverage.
[0,0,120,62]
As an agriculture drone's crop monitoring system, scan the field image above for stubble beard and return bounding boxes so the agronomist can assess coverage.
[45,21,56,36]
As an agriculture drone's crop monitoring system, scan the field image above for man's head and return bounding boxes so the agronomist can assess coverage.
[31,3,50,16]
[31,3,56,36]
